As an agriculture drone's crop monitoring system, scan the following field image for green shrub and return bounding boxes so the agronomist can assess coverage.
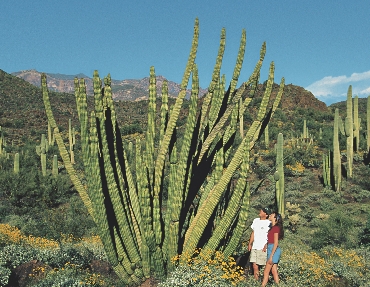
[320,199,335,211]
[310,210,358,250]
[360,213,370,246]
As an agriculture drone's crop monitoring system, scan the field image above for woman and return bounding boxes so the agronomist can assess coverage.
[261,212,284,286]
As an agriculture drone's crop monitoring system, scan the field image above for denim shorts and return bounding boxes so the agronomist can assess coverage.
[267,243,281,264]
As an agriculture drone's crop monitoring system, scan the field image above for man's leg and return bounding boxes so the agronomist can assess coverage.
[252,262,259,279]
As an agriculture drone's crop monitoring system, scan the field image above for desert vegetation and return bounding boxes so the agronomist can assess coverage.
[0,19,369,287]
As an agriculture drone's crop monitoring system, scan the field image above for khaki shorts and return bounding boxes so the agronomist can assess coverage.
[250,249,267,265]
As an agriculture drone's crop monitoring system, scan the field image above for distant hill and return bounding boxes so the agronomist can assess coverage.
[12,70,208,101]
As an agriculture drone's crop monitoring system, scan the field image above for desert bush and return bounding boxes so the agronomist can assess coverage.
[0,224,111,285]
[310,210,359,250]
[319,199,335,212]
[360,213,370,246]
[29,262,106,287]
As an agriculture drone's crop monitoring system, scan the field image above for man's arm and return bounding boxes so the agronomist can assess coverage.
[248,231,254,251]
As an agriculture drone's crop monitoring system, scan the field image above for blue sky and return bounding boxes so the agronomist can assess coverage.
[1,1,369,105]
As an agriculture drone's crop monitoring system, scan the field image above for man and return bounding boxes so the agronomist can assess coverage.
[248,207,271,280]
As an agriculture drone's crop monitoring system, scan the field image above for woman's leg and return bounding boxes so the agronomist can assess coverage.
[271,264,279,284]
[261,263,272,287]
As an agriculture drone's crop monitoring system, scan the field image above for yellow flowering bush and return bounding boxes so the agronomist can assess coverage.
[159,249,247,287]
[277,238,370,286]
[285,162,305,176]
[0,224,59,249]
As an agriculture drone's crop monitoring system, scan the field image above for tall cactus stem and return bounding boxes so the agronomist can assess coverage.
[345,86,353,178]
[14,153,19,174]
[333,108,341,191]
[353,95,360,152]
[274,133,285,216]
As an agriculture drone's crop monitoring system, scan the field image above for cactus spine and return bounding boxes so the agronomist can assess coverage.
[41,19,284,284]
[274,133,284,216]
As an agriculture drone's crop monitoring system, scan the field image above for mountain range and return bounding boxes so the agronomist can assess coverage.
[11,69,330,111]
[12,70,208,101]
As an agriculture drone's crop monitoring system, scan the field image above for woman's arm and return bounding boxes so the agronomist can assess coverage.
[267,232,279,265]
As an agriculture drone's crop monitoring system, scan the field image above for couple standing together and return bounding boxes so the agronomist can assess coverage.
[248,207,284,286]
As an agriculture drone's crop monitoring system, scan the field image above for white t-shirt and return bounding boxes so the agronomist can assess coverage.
[250,218,270,250]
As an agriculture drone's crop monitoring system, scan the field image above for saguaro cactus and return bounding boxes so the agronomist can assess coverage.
[41,19,284,285]
[345,86,354,178]
[14,152,19,174]
[322,151,331,187]
[0,127,3,155]
[264,124,269,148]
[36,134,47,176]
[52,155,58,176]
[333,108,341,191]
[353,95,360,152]
[367,95,370,153]
[274,133,284,216]
[303,119,307,140]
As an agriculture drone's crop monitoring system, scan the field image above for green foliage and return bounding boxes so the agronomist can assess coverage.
[120,121,143,135]
[360,213,370,246]
[310,210,358,250]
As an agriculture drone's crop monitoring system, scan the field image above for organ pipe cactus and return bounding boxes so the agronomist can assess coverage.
[41,19,284,285]
[69,119,75,164]
[274,133,284,216]
[47,121,54,146]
